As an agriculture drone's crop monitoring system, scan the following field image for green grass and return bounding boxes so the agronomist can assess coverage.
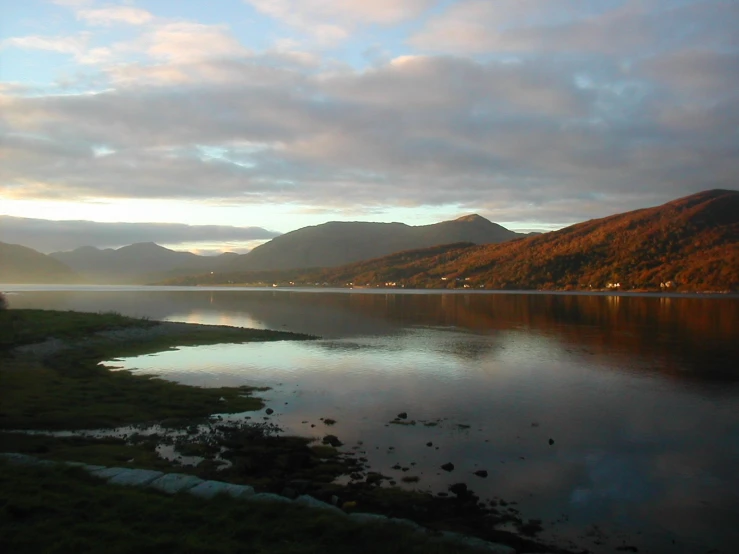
[0,357,264,430]
[0,309,152,348]
[0,309,313,430]
[0,433,174,472]
[0,460,483,554]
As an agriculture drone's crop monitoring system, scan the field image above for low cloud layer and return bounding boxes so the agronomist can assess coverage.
[1,0,737,228]
[0,216,280,253]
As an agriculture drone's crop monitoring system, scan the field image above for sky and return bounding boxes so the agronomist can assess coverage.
[1,0,737,254]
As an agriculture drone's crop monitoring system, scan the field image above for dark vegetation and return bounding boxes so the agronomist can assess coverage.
[0,461,487,554]
[162,189,739,291]
[0,309,310,429]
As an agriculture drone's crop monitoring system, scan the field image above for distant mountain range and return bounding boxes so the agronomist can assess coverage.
[224,214,528,271]
[49,242,237,284]
[0,242,80,284]
[4,191,737,289]
[2,214,525,284]
[165,190,739,292]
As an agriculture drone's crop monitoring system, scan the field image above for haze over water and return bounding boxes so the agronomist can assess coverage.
[6,286,739,553]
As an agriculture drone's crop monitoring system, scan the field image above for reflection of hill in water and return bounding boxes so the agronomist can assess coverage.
[11,290,739,382]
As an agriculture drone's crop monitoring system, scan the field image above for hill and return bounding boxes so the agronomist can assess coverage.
[313,189,739,291]
[165,190,739,292]
[50,243,235,284]
[226,215,524,271]
[0,242,80,284]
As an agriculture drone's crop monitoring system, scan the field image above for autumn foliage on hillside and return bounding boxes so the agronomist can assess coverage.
[163,190,739,291]
[436,189,739,291]
[307,189,739,291]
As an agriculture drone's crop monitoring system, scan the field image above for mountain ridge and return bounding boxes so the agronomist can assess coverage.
[163,190,739,291]
[0,242,80,284]
[329,188,739,291]
[50,243,235,284]
[226,214,523,271]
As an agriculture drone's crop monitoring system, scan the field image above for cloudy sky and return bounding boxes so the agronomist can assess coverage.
[1,0,737,253]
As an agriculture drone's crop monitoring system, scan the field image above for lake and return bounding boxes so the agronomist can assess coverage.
[4,285,739,553]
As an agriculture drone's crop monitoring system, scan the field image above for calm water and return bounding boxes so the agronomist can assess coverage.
[5,286,739,553]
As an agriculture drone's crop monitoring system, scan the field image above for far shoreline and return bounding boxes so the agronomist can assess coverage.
[3,282,738,298]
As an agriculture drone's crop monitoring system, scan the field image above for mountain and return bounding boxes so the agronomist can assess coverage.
[299,189,739,291]
[166,190,739,292]
[50,242,235,284]
[227,215,524,271]
[0,242,80,284]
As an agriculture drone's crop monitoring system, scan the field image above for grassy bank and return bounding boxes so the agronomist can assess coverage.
[0,460,485,554]
[0,309,310,430]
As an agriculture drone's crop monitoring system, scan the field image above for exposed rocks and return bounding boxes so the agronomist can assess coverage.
[441,462,455,472]
[249,493,294,504]
[365,472,385,485]
[397,412,408,419]
[90,466,130,479]
[149,473,204,494]
[0,453,564,554]
[189,480,255,499]
[440,532,516,554]
[349,512,388,524]
[322,435,343,447]
[449,483,468,497]
[473,470,488,478]
[107,468,164,487]
[389,517,427,534]
[294,494,346,515]
[517,519,544,536]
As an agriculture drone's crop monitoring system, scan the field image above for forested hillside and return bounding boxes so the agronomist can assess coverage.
[161,190,739,292]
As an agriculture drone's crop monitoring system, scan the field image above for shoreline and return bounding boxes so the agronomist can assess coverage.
[3,282,738,298]
[0,308,571,553]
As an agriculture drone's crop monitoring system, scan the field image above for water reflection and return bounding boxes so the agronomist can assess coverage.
[7,289,739,380]
[6,287,739,553]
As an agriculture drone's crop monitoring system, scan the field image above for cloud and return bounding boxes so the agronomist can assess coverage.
[1,43,737,225]
[144,22,249,63]
[0,215,280,253]
[245,0,436,44]
[51,0,93,6]
[247,0,435,25]
[1,0,737,228]
[641,49,739,97]
[77,6,154,26]
[27,4,247,67]
[1,34,89,56]
[410,0,738,55]
[71,22,251,66]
